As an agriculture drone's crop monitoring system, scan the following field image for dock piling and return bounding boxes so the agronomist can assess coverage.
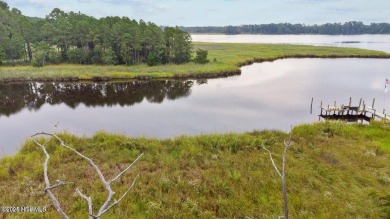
[317,98,388,123]
[310,97,313,114]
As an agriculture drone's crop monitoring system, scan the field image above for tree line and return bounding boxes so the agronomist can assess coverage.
[180,21,390,35]
[0,1,192,66]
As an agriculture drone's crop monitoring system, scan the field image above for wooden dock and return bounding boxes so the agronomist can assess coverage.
[316,97,389,123]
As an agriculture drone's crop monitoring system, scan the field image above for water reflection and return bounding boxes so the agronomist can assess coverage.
[0,80,195,117]
[1,58,390,157]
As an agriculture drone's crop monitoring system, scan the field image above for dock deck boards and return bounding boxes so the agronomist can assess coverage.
[317,98,389,123]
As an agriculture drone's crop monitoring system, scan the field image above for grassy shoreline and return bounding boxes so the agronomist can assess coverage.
[1,121,390,218]
[1,42,389,83]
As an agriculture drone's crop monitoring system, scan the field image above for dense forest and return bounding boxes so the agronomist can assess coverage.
[0,1,192,66]
[181,21,390,35]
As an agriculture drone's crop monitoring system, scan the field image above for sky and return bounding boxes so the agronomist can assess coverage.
[5,0,390,26]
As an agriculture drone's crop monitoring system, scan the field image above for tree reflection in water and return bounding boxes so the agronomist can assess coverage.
[0,80,196,117]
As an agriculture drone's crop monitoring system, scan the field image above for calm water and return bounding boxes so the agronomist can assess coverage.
[192,34,390,53]
[1,35,390,156]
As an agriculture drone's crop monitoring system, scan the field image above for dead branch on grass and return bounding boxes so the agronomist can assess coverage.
[32,131,143,219]
[261,127,292,219]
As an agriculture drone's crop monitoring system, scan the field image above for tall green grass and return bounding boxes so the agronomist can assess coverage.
[1,121,390,218]
[1,43,389,81]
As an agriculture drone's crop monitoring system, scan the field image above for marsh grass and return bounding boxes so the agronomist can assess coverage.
[1,122,390,218]
[1,43,389,81]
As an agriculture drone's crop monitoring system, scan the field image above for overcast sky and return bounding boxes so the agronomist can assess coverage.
[6,0,390,26]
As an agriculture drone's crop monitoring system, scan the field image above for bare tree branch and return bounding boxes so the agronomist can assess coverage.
[261,126,293,219]
[282,139,292,181]
[76,188,93,219]
[32,138,70,219]
[110,154,144,183]
[32,131,143,219]
[281,138,291,219]
[45,180,74,191]
[96,174,140,218]
[261,146,283,179]
[33,132,110,188]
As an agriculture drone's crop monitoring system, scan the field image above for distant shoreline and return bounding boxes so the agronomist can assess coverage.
[182,22,390,35]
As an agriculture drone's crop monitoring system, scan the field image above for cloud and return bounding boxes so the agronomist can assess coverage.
[26,0,50,3]
[100,0,150,5]
[12,0,51,5]
[155,4,169,10]
[10,0,53,10]
[10,0,53,13]
[78,0,95,3]
[101,0,171,15]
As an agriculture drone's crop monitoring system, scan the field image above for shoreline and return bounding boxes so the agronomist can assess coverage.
[1,42,389,83]
[1,55,389,84]
[0,70,242,83]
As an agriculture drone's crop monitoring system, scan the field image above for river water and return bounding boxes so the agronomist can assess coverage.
[192,34,390,53]
[1,35,389,156]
